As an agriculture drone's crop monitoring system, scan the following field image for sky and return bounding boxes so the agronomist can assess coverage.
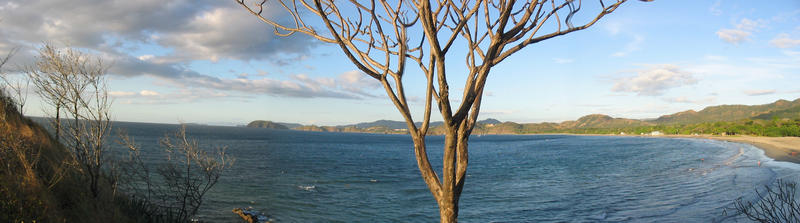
[0,0,799,126]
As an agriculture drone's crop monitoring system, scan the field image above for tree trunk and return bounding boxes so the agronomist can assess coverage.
[54,106,60,143]
[438,199,457,223]
[412,129,467,223]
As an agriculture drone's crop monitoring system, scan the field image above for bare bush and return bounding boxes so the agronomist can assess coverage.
[117,125,234,222]
[730,179,800,222]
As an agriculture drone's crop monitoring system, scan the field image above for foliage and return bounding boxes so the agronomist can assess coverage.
[538,118,800,137]
[653,99,800,125]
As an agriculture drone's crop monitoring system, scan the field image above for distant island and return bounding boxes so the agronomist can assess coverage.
[246,120,289,129]
[248,98,800,137]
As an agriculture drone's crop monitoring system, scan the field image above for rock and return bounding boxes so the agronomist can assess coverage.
[233,208,272,223]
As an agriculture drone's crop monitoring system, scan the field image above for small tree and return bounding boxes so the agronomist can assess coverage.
[730,179,800,223]
[26,43,112,198]
[26,43,93,143]
[237,0,631,221]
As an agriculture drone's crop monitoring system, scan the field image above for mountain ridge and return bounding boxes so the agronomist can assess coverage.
[247,98,800,136]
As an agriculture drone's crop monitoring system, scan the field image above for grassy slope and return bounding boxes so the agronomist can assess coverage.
[653,99,800,125]
[0,94,140,222]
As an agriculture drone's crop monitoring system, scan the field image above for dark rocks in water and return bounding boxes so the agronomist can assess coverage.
[233,208,272,223]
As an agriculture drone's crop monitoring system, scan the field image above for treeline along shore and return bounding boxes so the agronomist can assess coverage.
[249,98,800,164]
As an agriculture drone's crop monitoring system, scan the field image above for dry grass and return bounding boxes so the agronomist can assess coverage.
[0,93,147,222]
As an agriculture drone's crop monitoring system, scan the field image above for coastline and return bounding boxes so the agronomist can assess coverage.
[541,133,800,164]
[625,134,800,165]
[702,136,800,164]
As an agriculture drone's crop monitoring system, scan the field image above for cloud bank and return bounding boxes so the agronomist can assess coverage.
[0,0,383,102]
[612,64,697,96]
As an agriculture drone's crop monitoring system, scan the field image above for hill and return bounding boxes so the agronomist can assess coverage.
[560,114,652,129]
[249,98,800,136]
[276,122,303,129]
[0,93,145,222]
[350,119,409,130]
[654,99,800,125]
[246,120,289,129]
[752,99,800,120]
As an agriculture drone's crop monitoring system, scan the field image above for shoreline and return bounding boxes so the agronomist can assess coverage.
[581,134,800,165]
[701,135,800,164]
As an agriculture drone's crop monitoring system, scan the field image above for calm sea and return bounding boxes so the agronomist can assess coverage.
[105,121,800,222]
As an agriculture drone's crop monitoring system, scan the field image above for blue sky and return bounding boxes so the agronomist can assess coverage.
[1,0,799,126]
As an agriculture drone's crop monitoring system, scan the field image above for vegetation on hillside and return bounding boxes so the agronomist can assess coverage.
[653,99,800,125]
[1,44,233,222]
[251,98,800,137]
[246,120,289,129]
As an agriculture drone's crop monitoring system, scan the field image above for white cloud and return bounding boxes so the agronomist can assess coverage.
[716,18,765,44]
[114,88,236,105]
[735,18,762,31]
[156,6,314,62]
[334,70,382,97]
[137,54,154,61]
[743,89,776,96]
[110,90,161,97]
[716,29,751,44]
[612,64,697,96]
[770,33,800,48]
[0,2,19,10]
[0,0,315,67]
[612,35,644,57]
[139,90,160,96]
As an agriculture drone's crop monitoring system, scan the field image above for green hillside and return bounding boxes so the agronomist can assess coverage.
[561,114,652,129]
[653,99,800,125]
[249,98,800,137]
[752,99,800,120]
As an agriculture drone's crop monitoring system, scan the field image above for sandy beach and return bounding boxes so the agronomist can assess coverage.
[643,134,800,164]
[567,133,800,164]
[703,136,800,164]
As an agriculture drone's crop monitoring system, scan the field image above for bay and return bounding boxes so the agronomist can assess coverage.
[107,121,800,222]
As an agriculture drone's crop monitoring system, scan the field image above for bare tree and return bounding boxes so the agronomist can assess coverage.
[117,125,234,222]
[26,43,113,198]
[26,43,88,143]
[237,0,631,221]
[0,48,29,113]
[158,125,233,221]
[729,179,800,223]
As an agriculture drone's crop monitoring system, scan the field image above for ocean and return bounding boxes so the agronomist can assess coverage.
[106,121,800,222]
